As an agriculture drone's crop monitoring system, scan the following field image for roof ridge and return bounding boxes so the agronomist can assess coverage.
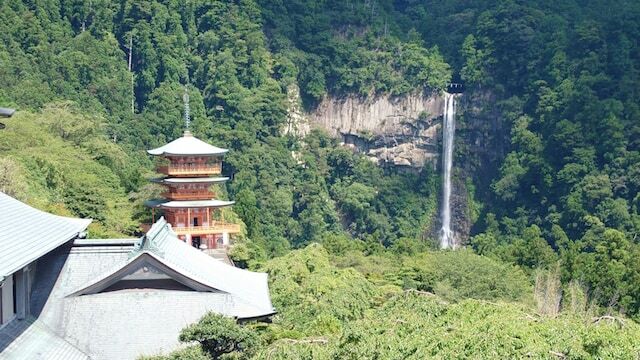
[132,217,170,257]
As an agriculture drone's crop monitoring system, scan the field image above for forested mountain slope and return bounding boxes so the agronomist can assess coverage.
[0,0,449,255]
[1,1,640,357]
[147,245,640,359]
[396,0,640,318]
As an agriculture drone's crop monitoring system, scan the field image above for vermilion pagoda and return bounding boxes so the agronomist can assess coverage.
[145,130,240,250]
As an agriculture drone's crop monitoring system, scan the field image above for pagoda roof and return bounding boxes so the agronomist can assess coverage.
[147,131,228,156]
[151,176,229,184]
[145,199,235,208]
[0,192,91,279]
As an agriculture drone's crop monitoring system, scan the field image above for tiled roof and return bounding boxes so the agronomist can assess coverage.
[0,192,91,278]
[0,217,274,359]
[0,317,90,360]
[72,218,274,318]
[0,108,15,118]
[147,131,228,156]
[145,199,235,208]
[151,176,229,184]
[140,219,273,314]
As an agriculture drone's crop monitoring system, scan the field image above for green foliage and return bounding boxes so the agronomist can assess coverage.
[139,346,210,360]
[460,34,493,86]
[0,105,138,236]
[0,157,27,200]
[179,313,258,360]
[408,250,531,302]
[340,249,530,303]
[258,0,451,101]
[145,243,640,359]
[3,2,640,352]
[256,274,640,359]
[1,0,448,257]
[571,227,640,317]
[326,292,640,359]
[394,4,640,318]
[260,244,380,337]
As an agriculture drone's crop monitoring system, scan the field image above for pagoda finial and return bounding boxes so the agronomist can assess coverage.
[183,85,191,132]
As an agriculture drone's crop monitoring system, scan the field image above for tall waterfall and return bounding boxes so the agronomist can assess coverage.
[440,93,456,249]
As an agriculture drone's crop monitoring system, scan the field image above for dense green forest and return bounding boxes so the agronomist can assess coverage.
[1,0,640,358]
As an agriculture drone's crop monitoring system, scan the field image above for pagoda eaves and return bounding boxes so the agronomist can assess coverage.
[146,199,235,208]
[148,131,228,156]
[151,176,229,184]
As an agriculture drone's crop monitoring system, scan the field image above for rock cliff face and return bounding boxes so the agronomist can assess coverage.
[452,90,505,245]
[286,86,446,168]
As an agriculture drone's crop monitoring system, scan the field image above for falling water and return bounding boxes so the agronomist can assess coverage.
[440,93,456,249]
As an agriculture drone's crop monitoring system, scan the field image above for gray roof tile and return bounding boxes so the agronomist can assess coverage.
[0,317,90,360]
[1,219,274,359]
[0,192,91,278]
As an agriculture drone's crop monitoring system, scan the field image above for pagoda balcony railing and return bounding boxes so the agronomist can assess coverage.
[157,164,222,176]
[172,222,241,235]
[161,192,214,201]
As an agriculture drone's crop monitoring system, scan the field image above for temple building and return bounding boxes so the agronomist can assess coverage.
[145,89,240,251]
[0,192,275,359]
[145,130,240,251]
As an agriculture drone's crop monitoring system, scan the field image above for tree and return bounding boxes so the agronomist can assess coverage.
[572,228,635,313]
[0,157,27,200]
[460,34,492,86]
[179,313,258,359]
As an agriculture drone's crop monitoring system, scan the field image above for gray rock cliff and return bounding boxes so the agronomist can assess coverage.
[286,86,445,168]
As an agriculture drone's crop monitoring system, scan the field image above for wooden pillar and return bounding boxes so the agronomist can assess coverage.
[187,208,191,228]
[206,207,210,227]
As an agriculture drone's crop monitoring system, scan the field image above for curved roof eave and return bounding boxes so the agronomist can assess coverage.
[0,192,92,278]
[161,200,235,208]
[146,218,274,313]
[145,199,235,208]
[150,177,230,184]
[147,133,229,156]
[67,251,226,297]
[147,149,229,156]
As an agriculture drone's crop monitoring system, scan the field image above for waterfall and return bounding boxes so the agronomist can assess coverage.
[440,93,456,249]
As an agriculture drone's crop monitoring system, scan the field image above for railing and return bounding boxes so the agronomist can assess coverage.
[161,192,214,201]
[172,222,241,235]
[141,222,240,234]
[157,165,222,176]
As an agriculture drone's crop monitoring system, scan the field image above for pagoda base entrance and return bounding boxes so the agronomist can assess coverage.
[177,233,230,250]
